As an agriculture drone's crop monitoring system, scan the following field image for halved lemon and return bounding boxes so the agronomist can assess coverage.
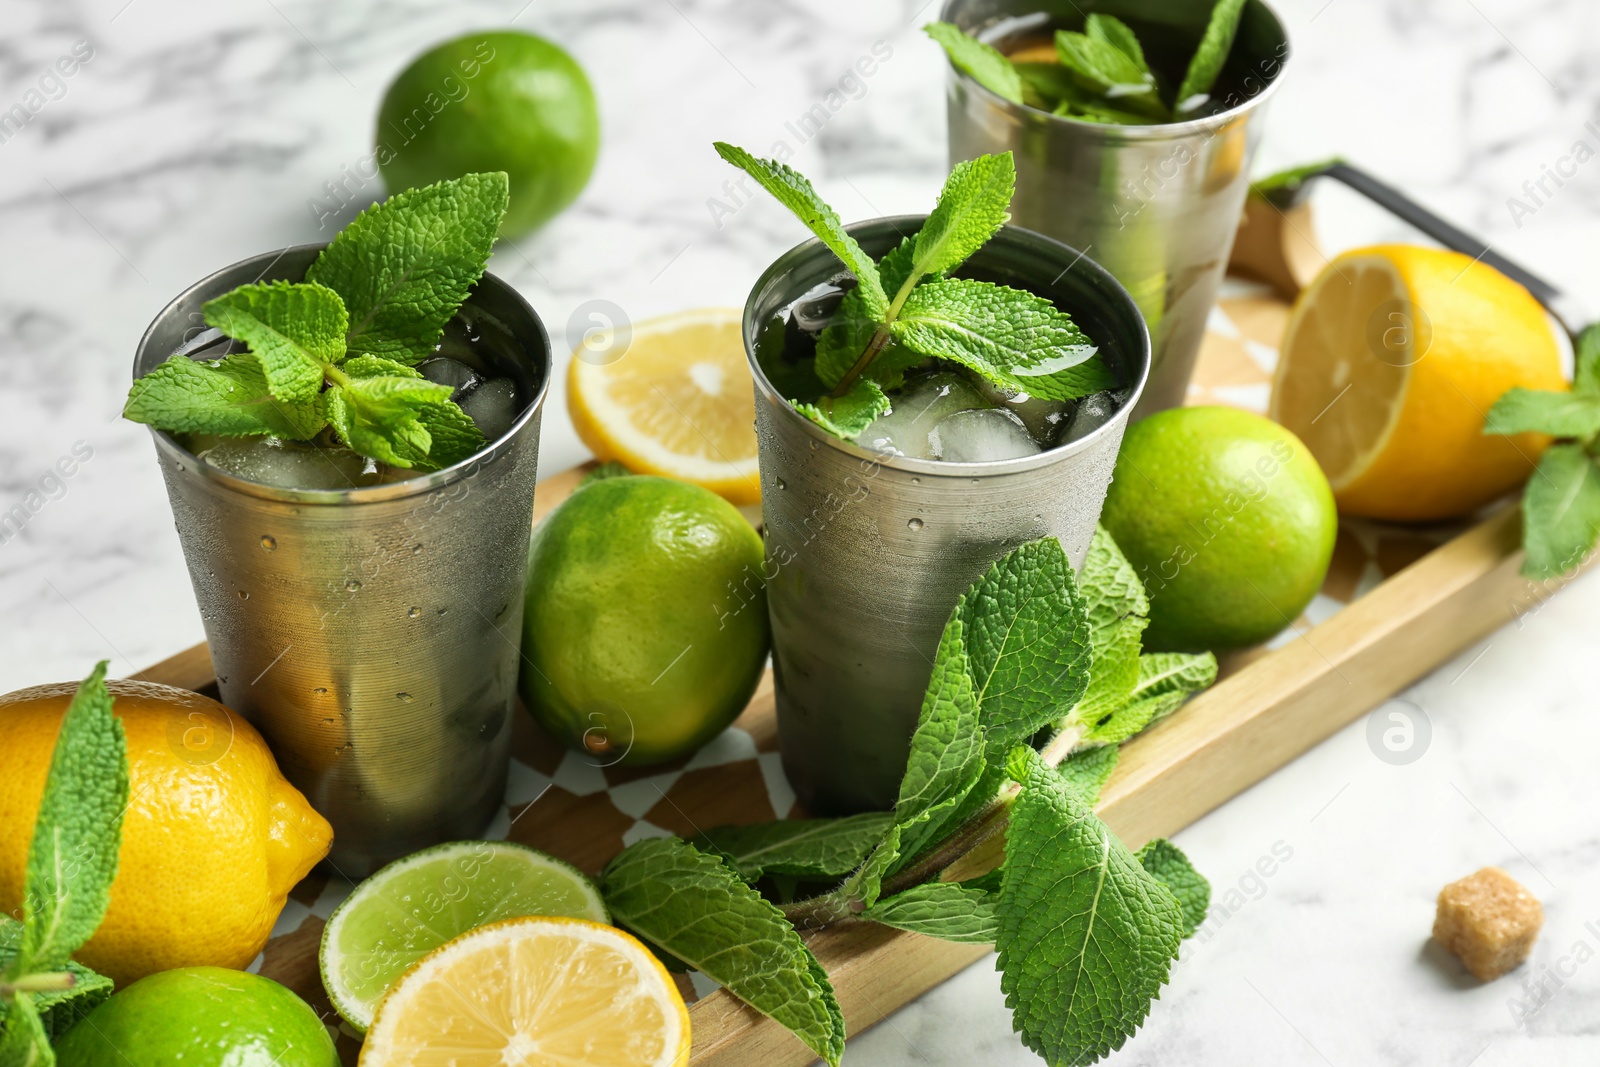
[1270,244,1565,521]
[358,916,690,1067]
[568,308,760,504]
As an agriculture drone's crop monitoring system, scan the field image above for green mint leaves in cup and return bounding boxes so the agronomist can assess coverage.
[715,143,1112,441]
[1485,323,1600,579]
[0,663,126,1063]
[927,0,1250,124]
[124,172,512,474]
[596,530,1217,1067]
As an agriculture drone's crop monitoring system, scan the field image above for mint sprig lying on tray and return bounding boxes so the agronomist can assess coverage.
[714,144,1112,440]
[927,0,1248,124]
[1,663,127,1066]
[1486,323,1600,579]
[598,530,1216,1066]
[124,172,510,472]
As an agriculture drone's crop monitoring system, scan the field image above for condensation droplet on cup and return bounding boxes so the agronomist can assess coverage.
[259,535,276,551]
[396,692,414,703]
[345,579,361,593]
[412,544,423,555]
[237,590,250,600]
[407,607,421,619]
[313,687,327,695]
[907,518,924,531]
[775,477,787,490]
[436,607,448,616]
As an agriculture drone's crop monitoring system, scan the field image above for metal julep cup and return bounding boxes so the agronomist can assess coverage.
[134,245,551,877]
[744,217,1150,815]
[941,0,1289,417]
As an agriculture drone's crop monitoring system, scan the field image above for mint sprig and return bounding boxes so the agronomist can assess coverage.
[717,145,1111,438]
[926,0,1250,125]
[125,172,508,472]
[1485,323,1600,579]
[598,529,1216,1065]
[1,663,126,1066]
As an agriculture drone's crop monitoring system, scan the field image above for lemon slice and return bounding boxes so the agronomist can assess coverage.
[359,916,690,1067]
[1269,244,1564,521]
[567,308,760,504]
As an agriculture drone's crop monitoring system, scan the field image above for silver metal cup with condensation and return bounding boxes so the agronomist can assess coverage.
[133,245,550,877]
[742,217,1150,815]
[940,0,1289,417]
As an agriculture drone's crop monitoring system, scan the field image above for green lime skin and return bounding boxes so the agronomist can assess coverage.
[1101,406,1338,652]
[54,968,337,1067]
[376,30,599,237]
[520,476,770,766]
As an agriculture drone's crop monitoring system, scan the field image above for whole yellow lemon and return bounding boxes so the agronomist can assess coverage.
[0,679,332,987]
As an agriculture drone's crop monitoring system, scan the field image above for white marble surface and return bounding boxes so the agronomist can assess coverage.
[3,0,1599,1062]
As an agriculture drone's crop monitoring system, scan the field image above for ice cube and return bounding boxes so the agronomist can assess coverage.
[790,273,857,334]
[417,357,479,396]
[458,378,520,441]
[855,371,992,459]
[1061,390,1119,444]
[199,437,381,490]
[969,378,1076,447]
[930,408,1041,463]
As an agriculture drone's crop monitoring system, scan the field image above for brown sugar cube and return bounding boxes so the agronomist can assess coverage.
[1433,867,1543,981]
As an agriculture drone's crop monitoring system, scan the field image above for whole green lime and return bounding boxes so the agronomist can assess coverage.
[1101,406,1337,652]
[54,967,337,1067]
[377,30,599,237]
[520,475,769,765]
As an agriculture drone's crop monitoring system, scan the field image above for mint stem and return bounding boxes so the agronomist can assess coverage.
[0,972,75,998]
[829,324,895,398]
[781,722,1086,927]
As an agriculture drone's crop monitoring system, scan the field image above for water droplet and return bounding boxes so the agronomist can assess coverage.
[436,607,448,616]
[313,687,327,695]
[174,461,185,472]
[407,607,421,619]
[321,717,335,725]
[396,692,414,703]
[911,477,921,484]
[907,518,924,531]
[809,440,819,451]
[259,535,276,551]
[775,477,787,490]
[345,579,362,593]
[237,590,250,600]
[412,544,423,555]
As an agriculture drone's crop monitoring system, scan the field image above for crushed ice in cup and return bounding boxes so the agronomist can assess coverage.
[929,408,1041,462]
[459,378,519,441]
[417,356,479,396]
[1061,390,1117,443]
[970,378,1076,444]
[198,437,381,490]
[855,371,991,459]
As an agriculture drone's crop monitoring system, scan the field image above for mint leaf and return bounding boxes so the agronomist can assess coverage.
[1575,324,1600,395]
[201,281,346,404]
[123,355,326,440]
[794,378,890,439]
[892,279,1114,401]
[1087,651,1217,744]
[1053,30,1165,119]
[1175,0,1247,111]
[843,824,902,911]
[414,401,489,470]
[334,356,483,471]
[601,838,845,1067]
[10,663,127,978]
[1521,443,1600,579]
[909,154,1016,287]
[1057,742,1120,806]
[1136,839,1210,938]
[863,882,998,944]
[1085,14,1150,75]
[998,747,1183,1065]
[694,813,893,882]
[713,143,889,323]
[924,22,1024,106]
[894,618,987,842]
[956,537,1093,759]
[322,374,453,469]
[814,239,931,390]
[0,993,50,1067]
[1068,526,1150,729]
[1485,387,1600,440]
[0,920,113,1041]
[306,172,508,363]
[341,354,422,379]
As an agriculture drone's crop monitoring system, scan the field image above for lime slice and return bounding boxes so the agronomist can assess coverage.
[319,840,608,1033]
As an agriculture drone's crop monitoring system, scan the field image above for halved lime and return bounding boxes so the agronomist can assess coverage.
[319,840,608,1033]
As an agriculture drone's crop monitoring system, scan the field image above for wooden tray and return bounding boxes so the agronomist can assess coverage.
[131,204,1554,1064]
